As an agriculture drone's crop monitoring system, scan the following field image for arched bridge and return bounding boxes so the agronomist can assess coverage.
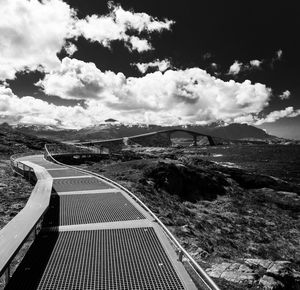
[127,129,216,147]
[74,129,216,152]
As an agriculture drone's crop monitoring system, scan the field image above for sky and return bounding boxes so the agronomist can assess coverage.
[0,0,299,139]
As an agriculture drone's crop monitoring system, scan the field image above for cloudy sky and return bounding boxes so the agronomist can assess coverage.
[0,0,299,139]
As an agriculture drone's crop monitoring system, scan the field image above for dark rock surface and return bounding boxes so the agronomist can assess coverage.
[143,161,228,201]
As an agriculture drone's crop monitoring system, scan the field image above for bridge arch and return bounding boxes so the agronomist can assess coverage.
[128,129,215,147]
[73,128,216,152]
[159,129,215,146]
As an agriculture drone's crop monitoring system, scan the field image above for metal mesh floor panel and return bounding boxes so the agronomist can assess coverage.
[7,228,185,290]
[48,168,90,178]
[43,192,145,226]
[33,162,64,169]
[22,157,63,169]
[52,177,112,192]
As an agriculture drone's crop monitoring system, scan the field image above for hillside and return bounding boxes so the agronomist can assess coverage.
[0,123,58,157]
[209,123,271,139]
[13,124,76,141]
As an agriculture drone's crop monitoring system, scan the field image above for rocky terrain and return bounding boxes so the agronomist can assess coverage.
[79,147,300,289]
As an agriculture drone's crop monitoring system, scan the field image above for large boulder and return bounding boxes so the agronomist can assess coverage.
[259,275,284,290]
[206,262,256,285]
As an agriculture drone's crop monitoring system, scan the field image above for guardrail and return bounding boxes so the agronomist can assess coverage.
[45,143,106,155]
[0,156,53,286]
[44,143,109,165]
[44,144,220,290]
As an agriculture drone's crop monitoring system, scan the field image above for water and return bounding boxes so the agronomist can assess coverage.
[198,144,300,184]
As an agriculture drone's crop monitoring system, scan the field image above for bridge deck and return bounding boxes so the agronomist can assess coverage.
[6,155,198,289]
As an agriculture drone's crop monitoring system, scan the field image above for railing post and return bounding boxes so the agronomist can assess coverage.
[178,250,184,262]
[26,165,29,180]
[22,163,25,177]
[5,265,10,286]
[33,225,37,239]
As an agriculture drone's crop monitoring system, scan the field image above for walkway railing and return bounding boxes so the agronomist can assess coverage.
[46,143,99,154]
[44,144,221,290]
[0,156,53,286]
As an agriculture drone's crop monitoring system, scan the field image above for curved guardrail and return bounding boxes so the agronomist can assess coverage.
[45,143,102,155]
[44,144,221,290]
[0,155,53,286]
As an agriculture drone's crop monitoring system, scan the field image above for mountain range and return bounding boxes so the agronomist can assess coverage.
[10,122,276,142]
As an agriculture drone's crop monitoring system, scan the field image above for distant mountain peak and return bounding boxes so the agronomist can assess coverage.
[105,118,118,123]
[12,124,66,131]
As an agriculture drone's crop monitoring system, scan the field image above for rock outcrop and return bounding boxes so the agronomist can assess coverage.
[207,259,300,289]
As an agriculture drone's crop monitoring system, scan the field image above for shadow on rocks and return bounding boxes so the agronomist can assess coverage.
[143,161,229,202]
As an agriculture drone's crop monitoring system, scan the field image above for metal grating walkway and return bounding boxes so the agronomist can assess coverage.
[47,168,91,178]
[52,177,113,192]
[6,228,185,290]
[7,155,199,289]
[43,192,146,226]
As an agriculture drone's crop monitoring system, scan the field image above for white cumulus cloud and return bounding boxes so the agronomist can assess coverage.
[126,36,152,52]
[255,107,300,125]
[133,59,172,74]
[0,85,96,128]
[0,0,174,81]
[112,2,174,33]
[276,49,283,60]
[6,59,299,129]
[0,0,76,80]
[36,57,272,126]
[74,3,174,52]
[1,2,295,129]
[36,57,126,100]
[228,59,263,75]
[279,90,291,100]
[228,61,243,75]
[211,63,218,69]
[249,59,262,67]
[64,42,78,56]
[270,49,283,68]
